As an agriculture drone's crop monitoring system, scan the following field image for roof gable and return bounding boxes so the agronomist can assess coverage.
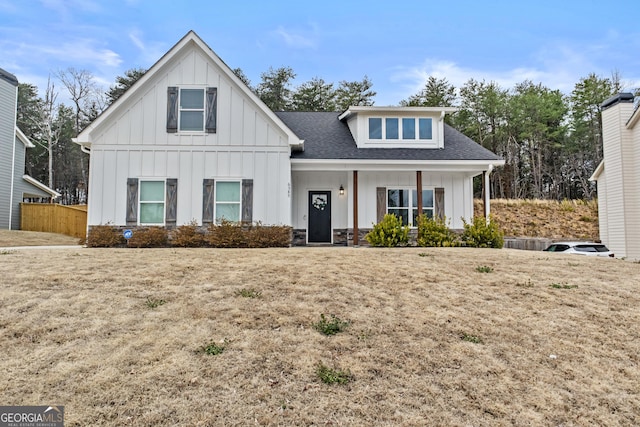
[75,31,303,149]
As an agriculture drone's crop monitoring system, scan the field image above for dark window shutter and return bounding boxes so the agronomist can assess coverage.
[376,187,386,223]
[241,179,253,223]
[167,87,178,133]
[165,178,178,226]
[205,87,217,133]
[435,187,445,219]
[126,178,139,225]
[202,179,215,224]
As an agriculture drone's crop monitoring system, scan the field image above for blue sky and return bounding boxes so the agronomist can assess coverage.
[1,0,639,106]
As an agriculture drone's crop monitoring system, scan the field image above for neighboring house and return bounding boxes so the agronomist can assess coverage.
[0,68,59,230]
[74,31,503,245]
[590,93,640,260]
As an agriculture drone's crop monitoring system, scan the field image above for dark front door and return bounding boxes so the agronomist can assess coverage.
[308,191,332,243]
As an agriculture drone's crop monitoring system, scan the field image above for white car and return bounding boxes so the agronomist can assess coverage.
[543,242,614,257]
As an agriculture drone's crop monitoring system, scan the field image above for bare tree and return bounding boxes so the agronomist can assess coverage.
[56,67,103,134]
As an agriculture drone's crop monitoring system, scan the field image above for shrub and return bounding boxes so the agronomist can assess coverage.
[365,214,409,247]
[86,224,126,247]
[460,216,504,248]
[207,220,247,248]
[202,339,228,356]
[171,220,205,247]
[127,227,169,248]
[416,214,459,247]
[246,223,292,248]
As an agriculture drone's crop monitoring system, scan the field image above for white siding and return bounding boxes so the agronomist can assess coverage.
[85,40,292,227]
[292,170,473,231]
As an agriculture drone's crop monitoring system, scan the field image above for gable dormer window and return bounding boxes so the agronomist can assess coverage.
[179,88,205,131]
[167,86,217,134]
[368,117,433,141]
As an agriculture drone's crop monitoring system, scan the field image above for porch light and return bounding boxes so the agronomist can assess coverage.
[339,185,344,196]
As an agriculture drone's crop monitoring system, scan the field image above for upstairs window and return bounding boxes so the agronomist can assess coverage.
[179,89,205,131]
[167,87,217,134]
[368,117,433,141]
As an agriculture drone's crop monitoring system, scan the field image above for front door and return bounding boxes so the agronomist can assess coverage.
[308,191,332,243]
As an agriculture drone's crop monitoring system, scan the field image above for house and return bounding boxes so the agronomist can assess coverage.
[74,31,504,245]
[590,93,640,260]
[0,68,59,230]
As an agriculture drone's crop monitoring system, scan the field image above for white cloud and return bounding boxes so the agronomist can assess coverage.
[271,25,318,49]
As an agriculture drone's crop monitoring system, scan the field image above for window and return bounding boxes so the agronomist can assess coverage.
[369,118,382,139]
[385,118,399,139]
[139,181,165,224]
[215,181,241,222]
[419,118,432,139]
[387,188,433,226]
[368,117,433,141]
[180,88,205,131]
[402,118,415,139]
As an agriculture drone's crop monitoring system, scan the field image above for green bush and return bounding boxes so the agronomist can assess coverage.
[460,216,504,248]
[127,227,169,248]
[416,214,459,247]
[86,224,126,247]
[171,221,205,247]
[365,214,409,247]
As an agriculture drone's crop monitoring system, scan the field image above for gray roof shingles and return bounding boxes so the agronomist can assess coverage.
[276,111,502,161]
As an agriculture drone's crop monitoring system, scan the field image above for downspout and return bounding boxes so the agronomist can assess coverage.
[8,86,18,230]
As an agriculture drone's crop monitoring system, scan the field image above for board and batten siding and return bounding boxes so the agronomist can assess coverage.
[86,42,293,227]
[0,76,18,229]
[291,170,473,230]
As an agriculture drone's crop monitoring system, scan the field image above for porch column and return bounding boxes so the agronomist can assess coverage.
[416,171,423,217]
[353,170,359,246]
[483,167,492,221]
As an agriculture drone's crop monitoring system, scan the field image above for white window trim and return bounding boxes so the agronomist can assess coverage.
[366,117,435,148]
[214,180,243,224]
[139,179,166,226]
[178,87,206,133]
[386,187,435,227]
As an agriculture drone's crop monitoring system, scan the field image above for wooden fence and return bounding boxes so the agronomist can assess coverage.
[20,203,88,239]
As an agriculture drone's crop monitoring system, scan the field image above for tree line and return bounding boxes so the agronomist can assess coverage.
[15,64,635,205]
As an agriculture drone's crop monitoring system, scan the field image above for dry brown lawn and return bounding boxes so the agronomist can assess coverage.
[1,247,638,426]
[0,229,79,247]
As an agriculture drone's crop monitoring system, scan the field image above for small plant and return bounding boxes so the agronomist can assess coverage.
[127,227,169,248]
[365,214,409,247]
[418,252,431,257]
[0,249,16,255]
[313,314,349,336]
[516,279,534,288]
[145,296,166,308]
[461,332,484,344]
[416,214,459,247]
[475,265,494,273]
[235,288,262,298]
[460,216,504,248]
[549,283,578,289]
[86,224,126,247]
[316,362,353,385]
[171,220,205,247]
[202,339,228,355]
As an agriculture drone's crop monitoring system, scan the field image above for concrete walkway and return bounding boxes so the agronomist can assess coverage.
[0,245,84,251]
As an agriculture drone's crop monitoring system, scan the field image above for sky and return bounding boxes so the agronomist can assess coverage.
[1,0,639,106]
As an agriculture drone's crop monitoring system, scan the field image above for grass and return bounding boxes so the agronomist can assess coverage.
[316,362,353,385]
[145,296,166,308]
[313,314,349,336]
[475,265,494,273]
[0,229,79,247]
[549,283,579,289]
[235,288,262,298]
[0,247,638,425]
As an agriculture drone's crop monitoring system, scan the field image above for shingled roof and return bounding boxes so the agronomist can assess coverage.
[276,111,502,161]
